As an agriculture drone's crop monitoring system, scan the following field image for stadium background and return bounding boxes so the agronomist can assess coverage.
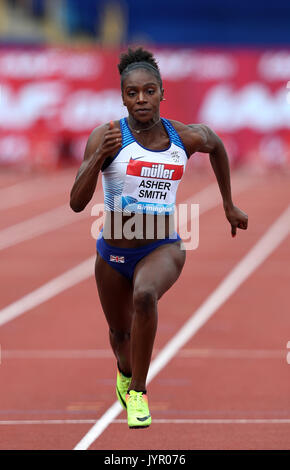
[0,0,290,171]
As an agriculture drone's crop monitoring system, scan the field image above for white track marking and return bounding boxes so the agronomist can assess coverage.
[74,205,290,450]
[146,205,289,382]
[0,186,102,251]
[0,173,251,252]
[0,170,75,210]
[0,204,88,251]
[0,348,285,359]
[0,257,95,327]
[1,419,290,426]
[0,179,248,325]
[178,348,286,359]
[0,349,114,359]
[181,173,253,214]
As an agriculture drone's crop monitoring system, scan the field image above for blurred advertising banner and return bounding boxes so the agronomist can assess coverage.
[0,47,289,169]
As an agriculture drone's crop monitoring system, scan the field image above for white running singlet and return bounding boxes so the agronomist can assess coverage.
[101,117,189,215]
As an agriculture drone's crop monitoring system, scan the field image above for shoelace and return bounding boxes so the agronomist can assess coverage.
[129,392,144,411]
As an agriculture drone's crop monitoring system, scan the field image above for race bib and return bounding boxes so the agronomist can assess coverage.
[121,158,184,214]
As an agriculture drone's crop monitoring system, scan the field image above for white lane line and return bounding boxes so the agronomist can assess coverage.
[0,349,114,359]
[0,185,102,251]
[0,204,88,251]
[1,419,290,426]
[0,172,251,252]
[0,348,285,359]
[178,348,286,359]
[73,205,290,450]
[0,177,215,252]
[181,173,253,213]
[0,257,95,327]
[0,179,244,325]
[0,170,75,211]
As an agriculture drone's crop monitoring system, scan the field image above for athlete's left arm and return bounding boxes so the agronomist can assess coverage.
[188,124,248,237]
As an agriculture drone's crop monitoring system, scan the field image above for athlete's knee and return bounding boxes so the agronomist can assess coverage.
[133,285,157,314]
[109,328,130,344]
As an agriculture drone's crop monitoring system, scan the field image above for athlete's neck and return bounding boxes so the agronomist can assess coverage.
[127,116,161,134]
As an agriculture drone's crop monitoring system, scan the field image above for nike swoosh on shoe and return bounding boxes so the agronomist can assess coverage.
[137,415,151,422]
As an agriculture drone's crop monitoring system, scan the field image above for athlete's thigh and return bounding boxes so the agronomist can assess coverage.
[95,253,134,332]
[132,241,186,300]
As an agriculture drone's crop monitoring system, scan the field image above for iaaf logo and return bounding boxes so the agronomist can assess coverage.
[127,159,183,180]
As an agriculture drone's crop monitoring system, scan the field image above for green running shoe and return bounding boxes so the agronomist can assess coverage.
[126,390,151,428]
[116,369,132,409]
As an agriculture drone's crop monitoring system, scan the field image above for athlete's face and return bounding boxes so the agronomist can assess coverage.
[122,68,164,123]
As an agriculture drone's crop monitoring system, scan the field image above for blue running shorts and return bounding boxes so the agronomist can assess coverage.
[96,231,181,281]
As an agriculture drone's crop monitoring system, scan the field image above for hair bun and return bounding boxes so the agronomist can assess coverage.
[118,47,159,75]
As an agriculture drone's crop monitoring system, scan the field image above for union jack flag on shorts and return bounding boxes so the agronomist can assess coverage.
[110,254,125,263]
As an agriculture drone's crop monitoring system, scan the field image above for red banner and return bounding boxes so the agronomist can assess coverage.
[0,47,289,169]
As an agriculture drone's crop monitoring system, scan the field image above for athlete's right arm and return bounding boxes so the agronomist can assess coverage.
[70,121,121,212]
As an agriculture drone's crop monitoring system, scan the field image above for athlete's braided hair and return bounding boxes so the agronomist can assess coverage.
[118,47,163,90]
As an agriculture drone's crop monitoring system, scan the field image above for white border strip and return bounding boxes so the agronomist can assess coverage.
[74,205,290,450]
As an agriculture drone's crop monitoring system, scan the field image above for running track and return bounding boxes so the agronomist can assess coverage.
[0,164,289,450]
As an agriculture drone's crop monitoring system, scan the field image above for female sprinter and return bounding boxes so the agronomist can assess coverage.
[70,47,248,429]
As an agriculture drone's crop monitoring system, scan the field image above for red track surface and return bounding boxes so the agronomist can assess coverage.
[0,166,289,450]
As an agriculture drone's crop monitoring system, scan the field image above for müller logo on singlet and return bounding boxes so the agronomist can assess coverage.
[141,164,175,179]
[127,159,183,180]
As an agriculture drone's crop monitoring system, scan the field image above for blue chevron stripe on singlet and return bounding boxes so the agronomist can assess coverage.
[120,118,135,148]
[161,118,187,152]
